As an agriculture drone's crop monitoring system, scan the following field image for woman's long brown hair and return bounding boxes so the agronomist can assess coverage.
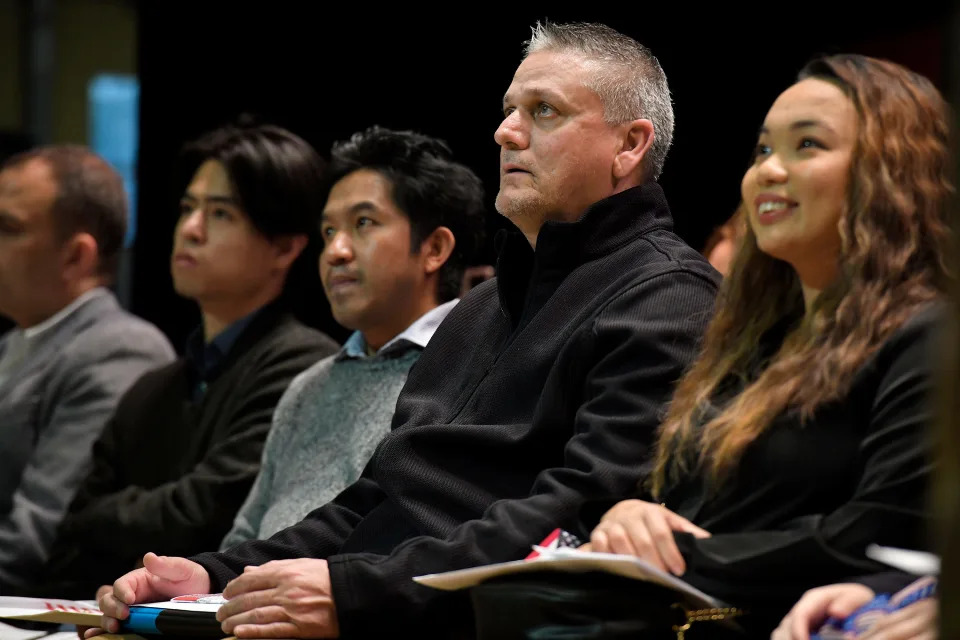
[650,54,955,497]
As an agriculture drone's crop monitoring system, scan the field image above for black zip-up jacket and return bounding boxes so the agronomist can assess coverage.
[193,184,720,636]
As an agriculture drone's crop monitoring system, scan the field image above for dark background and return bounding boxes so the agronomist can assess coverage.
[134,3,953,348]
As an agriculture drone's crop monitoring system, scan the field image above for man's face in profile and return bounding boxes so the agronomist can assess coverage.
[494,50,624,233]
[0,159,67,326]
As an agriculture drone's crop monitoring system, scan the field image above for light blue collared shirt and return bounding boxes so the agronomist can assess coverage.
[340,299,458,360]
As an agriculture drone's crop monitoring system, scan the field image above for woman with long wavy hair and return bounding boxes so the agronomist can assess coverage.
[585,54,954,635]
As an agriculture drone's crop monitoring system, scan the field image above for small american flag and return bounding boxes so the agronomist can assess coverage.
[526,528,584,559]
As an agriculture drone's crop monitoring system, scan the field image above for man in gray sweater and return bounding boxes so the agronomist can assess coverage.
[221,126,486,548]
[0,146,174,591]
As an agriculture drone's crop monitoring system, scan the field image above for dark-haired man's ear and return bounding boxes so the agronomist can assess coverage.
[271,233,310,271]
[60,232,100,282]
[420,227,456,276]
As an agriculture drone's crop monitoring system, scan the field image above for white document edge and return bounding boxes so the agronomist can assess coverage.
[865,544,941,576]
[133,601,222,613]
[414,547,724,609]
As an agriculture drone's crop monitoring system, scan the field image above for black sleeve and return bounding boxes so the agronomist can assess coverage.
[326,272,718,636]
[674,313,937,613]
[191,470,390,590]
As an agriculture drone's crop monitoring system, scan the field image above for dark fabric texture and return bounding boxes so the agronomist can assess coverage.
[854,571,925,596]
[471,572,746,640]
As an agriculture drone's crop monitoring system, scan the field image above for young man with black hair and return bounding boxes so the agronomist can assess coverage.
[31,124,338,597]
[221,125,486,548]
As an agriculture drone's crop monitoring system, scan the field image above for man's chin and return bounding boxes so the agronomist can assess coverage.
[329,307,365,332]
[171,280,205,302]
[495,192,544,221]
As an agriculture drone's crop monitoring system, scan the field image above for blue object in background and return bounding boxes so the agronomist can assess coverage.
[88,74,139,247]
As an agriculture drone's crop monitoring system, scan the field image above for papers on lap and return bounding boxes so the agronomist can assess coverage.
[414,530,725,610]
[0,595,227,636]
[0,597,101,626]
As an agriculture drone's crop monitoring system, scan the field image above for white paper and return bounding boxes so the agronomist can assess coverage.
[0,594,225,625]
[866,544,941,576]
[414,546,725,609]
[0,620,51,640]
[0,597,101,626]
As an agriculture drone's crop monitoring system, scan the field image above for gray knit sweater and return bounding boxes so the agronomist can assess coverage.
[220,346,422,548]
